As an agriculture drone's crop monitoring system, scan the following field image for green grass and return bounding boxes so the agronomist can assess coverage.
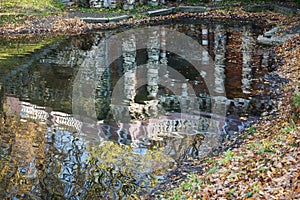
[291,91,300,122]
[166,173,203,200]
[0,13,26,25]
[259,166,268,172]
[0,0,65,25]
[247,126,256,134]
[218,149,241,164]
[257,146,274,154]
[0,0,64,25]
[246,191,253,198]
[0,0,64,13]
[293,92,300,107]
[227,189,235,195]
[207,165,220,174]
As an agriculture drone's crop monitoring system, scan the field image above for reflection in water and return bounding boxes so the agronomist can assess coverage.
[0,23,277,198]
[0,118,46,199]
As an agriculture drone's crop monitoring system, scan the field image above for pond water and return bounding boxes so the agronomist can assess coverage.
[0,22,278,199]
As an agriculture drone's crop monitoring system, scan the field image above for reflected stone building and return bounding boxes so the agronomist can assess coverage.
[1,23,276,137]
[0,22,279,199]
[1,25,276,150]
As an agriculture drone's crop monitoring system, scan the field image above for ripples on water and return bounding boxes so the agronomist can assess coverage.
[0,22,279,199]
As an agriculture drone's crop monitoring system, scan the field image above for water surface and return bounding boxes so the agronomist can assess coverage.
[0,22,277,199]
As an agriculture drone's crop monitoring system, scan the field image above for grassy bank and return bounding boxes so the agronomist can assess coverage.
[0,0,64,25]
[0,0,64,14]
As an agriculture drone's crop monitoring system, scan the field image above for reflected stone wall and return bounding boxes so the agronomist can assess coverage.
[1,23,274,119]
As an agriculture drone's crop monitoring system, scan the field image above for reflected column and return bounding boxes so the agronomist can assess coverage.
[201,25,210,68]
[201,25,227,157]
[160,26,168,72]
[95,33,111,120]
[122,34,137,104]
[112,33,138,123]
[213,24,226,94]
[241,25,254,94]
[146,29,160,100]
[73,34,105,122]
[212,24,227,116]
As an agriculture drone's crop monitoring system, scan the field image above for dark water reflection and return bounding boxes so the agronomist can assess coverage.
[0,22,278,199]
